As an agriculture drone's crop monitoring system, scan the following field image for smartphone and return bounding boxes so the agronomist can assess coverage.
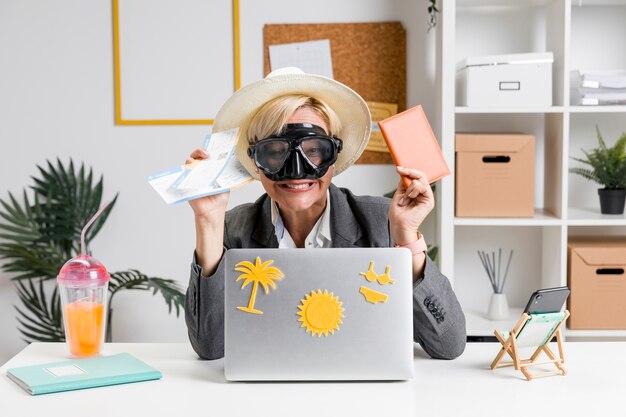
[523,286,570,314]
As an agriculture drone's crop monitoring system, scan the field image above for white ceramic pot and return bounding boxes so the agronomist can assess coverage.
[488,293,509,321]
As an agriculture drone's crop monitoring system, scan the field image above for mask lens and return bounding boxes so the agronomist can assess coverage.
[255,139,290,172]
[300,137,334,167]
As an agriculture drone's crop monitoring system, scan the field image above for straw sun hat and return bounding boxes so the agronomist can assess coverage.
[212,67,372,180]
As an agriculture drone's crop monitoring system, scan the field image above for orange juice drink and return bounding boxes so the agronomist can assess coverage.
[65,301,105,357]
[57,204,111,358]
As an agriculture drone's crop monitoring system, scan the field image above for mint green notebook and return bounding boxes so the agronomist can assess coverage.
[7,353,162,395]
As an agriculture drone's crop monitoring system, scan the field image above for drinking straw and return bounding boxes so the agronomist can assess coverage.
[80,201,112,256]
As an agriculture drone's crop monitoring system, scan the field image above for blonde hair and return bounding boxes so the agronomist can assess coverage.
[246,95,342,144]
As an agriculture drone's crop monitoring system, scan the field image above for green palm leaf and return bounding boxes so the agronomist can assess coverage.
[0,191,66,279]
[0,159,119,277]
[108,270,185,317]
[14,279,64,343]
[427,245,438,262]
[30,158,118,255]
[1,158,185,343]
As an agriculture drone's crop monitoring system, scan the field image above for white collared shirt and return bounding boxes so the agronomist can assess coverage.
[270,191,332,248]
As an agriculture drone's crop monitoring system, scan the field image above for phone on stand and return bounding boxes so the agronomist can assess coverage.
[523,286,570,314]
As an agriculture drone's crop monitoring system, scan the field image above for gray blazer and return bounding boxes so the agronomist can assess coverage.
[185,184,466,360]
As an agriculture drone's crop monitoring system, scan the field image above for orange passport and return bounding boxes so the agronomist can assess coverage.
[378,105,450,186]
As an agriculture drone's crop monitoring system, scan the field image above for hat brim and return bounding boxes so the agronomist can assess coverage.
[213,72,371,180]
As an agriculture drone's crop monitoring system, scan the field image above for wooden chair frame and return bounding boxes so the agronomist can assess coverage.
[490,310,570,381]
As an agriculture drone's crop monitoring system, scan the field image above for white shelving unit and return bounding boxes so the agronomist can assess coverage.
[435,0,626,340]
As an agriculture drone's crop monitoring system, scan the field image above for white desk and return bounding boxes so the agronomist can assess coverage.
[1,342,621,416]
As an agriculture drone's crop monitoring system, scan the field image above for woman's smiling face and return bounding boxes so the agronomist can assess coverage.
[257,106,334,215]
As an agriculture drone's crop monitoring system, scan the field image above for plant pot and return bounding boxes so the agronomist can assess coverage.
[488,293,509,321]
[598,188,626,215]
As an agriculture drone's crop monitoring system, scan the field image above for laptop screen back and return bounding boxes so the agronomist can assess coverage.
[224,248,414,381]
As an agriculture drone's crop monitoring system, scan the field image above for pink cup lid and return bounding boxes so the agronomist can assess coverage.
[57,255,110,288]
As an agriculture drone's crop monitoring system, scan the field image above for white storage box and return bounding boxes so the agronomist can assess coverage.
[457,52,553,107]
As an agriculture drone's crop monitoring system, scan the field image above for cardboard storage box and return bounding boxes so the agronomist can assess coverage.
[457,52,553,107]
[455,133,535,217]
[568,238,626,330]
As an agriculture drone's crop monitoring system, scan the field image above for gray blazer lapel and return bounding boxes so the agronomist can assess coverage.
[250,184,365,248]
[251,196,279,248]
[329,184,363,248]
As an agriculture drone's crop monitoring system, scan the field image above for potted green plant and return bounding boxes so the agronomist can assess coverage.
[427,0,439,32]
[0,159,185,342]
[570,126,626,215]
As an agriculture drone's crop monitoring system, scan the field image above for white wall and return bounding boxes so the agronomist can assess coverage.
[0,0,437,364]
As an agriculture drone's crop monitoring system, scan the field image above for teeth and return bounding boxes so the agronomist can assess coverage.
[284,183,312,189]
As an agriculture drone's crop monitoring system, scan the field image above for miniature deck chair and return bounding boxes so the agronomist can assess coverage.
[491,310,570,381]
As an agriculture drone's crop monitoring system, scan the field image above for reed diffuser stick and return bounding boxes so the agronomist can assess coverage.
[477,249,514,294]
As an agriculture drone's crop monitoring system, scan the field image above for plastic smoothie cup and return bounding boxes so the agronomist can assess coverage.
[56,203,111,357]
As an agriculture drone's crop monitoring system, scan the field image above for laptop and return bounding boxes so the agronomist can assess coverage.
[224,248,414,381]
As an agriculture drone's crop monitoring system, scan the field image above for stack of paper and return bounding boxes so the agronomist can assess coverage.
[268,39,334,79]
[147,128,253,204]
[571,70,626,105]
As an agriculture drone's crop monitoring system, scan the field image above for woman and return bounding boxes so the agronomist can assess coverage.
[184,67,466,360]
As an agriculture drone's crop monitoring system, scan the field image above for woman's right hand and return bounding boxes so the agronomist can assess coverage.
[185,148,230,219]
[186,148,230,276]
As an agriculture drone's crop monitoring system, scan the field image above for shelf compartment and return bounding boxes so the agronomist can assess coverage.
[567,208,626,225]
[454,225,564,337]
[570,4,626,107]
[466,307,524,337]
[456,106,565,114]
[569,106,626,113]
[564,329,626,341]
[571,1,626,6]
[455,0,568,107]
[456,113,565,219]
[454,209,561,226]
[440,0,626,341]
[463,307,626,341]
[467,308,626,340]
[567,112,626,212]
[568,225,626,238]
[457,105,626,114]
[570,4,626,76]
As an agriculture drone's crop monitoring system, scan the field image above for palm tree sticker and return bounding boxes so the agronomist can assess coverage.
[235,257,284,315]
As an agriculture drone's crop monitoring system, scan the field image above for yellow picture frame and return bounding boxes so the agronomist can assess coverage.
[112,0,241,125]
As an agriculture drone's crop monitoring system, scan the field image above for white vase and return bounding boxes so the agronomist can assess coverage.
[488,293,509,321]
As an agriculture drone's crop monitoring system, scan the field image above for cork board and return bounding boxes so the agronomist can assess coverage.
[263,22,406,164]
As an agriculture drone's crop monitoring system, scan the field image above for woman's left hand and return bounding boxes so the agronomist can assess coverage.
[388,166,435,246]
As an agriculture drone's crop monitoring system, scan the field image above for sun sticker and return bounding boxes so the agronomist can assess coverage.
[235,257,284,315]
[297,290,345,337]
